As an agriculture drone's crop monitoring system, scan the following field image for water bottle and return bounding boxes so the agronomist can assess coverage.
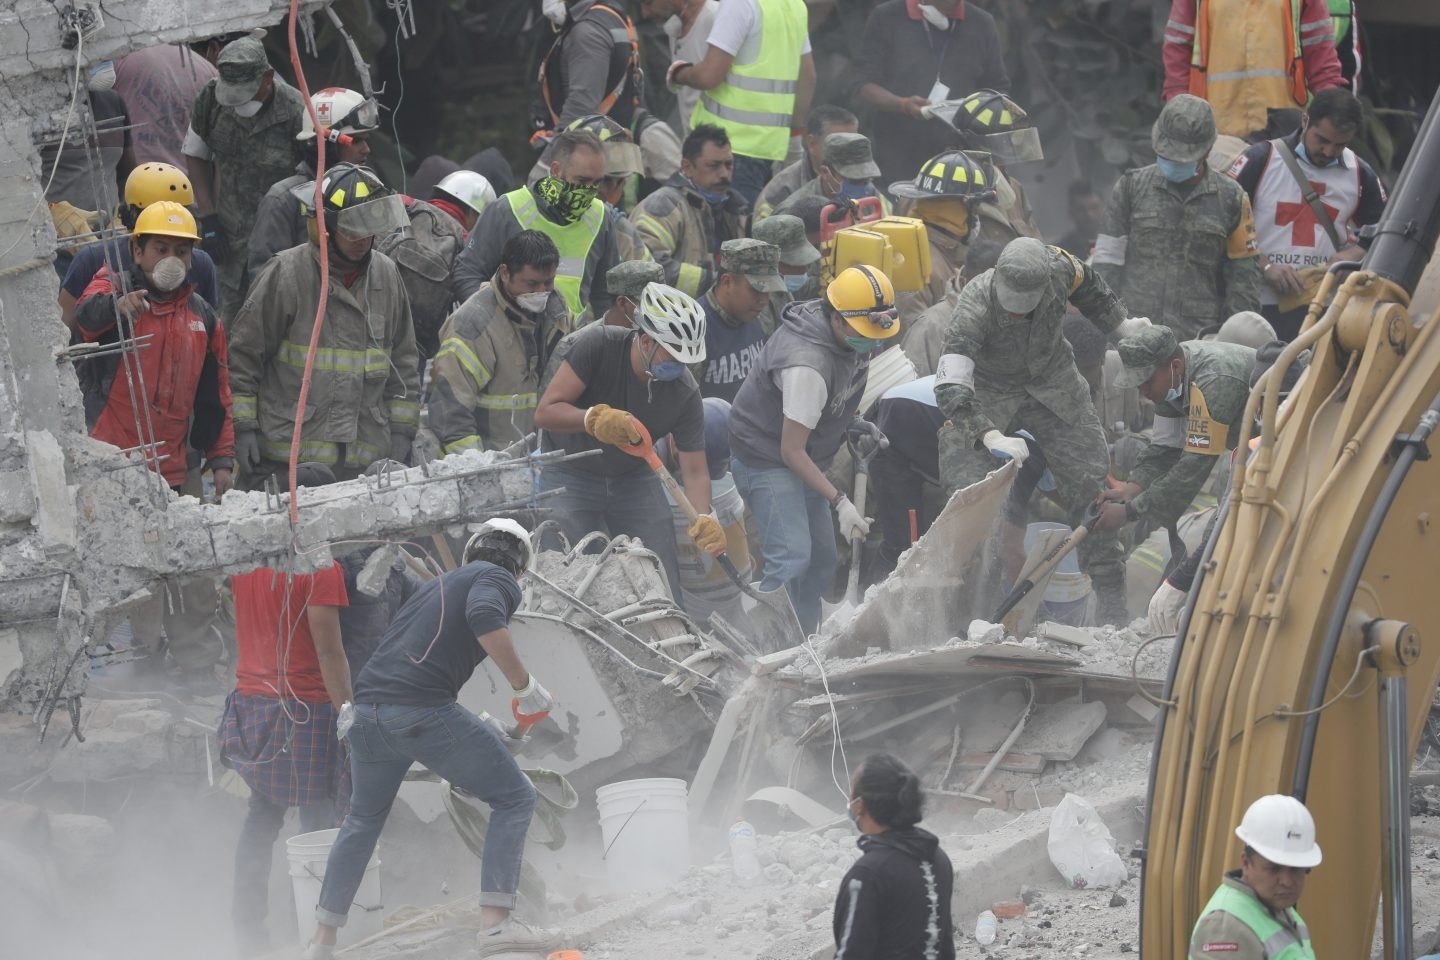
[728,818,761,884]
[974,909,998,945]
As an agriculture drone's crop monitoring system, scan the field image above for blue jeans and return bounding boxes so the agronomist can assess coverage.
[315,702,537,925]
[731,154,775,207]
[540,464,684,604]
[730,456,837,633]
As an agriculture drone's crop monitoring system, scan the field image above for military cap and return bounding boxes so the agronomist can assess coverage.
[992,237,1051,314]
[1115,325,1182,388]
[606,259,664,298]
[721,238,785,293]
[214,36,271,108]
[752,214,821,267]
[823,133,881,181]
[1152,94,1217,164]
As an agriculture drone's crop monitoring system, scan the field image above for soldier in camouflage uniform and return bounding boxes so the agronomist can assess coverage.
[426,230,569,456]
[752,214,821,340]
[1093,94,1262,342]
[183,36,306,319]
[1094,325,1256,535]
[773,133,892,219]
[935,237,1151,624]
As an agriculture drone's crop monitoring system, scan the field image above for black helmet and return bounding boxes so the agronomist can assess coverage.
[313,162,407,238]
[889,150,997,202]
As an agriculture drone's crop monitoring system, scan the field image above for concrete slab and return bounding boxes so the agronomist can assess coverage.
[1012,701,1109,761]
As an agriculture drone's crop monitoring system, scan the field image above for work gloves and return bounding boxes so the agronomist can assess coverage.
[846,418,888,461]
[666,60,692,93]
[512,674,555,719]
[584,403,642,446]
[687,513,726,555]
[336,701,355,740]
[478,710,524,753]
[198,213,230,265]
[981,430,1030,467]
[1147,580,1186,638]
[388,432,413,466]
[1116,316,1152,338]
[234,428,262,472]
[833,494,871,541]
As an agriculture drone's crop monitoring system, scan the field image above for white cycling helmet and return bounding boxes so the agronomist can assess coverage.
[636,282,707,364]
[463,517,534,574]
[297,87,379,141]
[433,170,497,218]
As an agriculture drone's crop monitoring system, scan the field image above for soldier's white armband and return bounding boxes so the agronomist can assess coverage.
[181,125,212,161]
[1092,234,1127,267]
[936,353,975,389]
[1152,414,1186,449]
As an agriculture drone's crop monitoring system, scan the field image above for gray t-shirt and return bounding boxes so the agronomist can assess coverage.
[42,90,130,211]
[541,323,706,477]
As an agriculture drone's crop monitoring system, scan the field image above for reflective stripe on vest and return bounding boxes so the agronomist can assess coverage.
[505,188,604,316]
[689,0,806,161]
[1193,885,1315,960]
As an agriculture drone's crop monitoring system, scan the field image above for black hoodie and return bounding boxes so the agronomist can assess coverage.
[833,826,956,960]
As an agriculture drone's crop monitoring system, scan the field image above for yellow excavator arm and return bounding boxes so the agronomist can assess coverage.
[1142,88,1440,960]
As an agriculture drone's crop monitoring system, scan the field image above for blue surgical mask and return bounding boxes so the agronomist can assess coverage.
[651,359,687,381]
[1296,139,1339,168]
[845,335,879,353]
[1155,156,1199,183]
[847,799,860,829]
[685,175,728,205]
[836,180,873,202]
[783,274,809,294]
[1165,364,1183,402]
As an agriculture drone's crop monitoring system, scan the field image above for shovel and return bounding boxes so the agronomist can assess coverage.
[618,420,806,651]
[843,421,888,608]
[992,499,1102,624]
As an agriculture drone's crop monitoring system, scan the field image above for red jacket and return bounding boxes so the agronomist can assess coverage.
[75,265,236,489]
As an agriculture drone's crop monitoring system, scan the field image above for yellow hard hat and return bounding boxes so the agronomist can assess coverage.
[826,265,899,339]
[124,162,194,209]
[132,201,201,241]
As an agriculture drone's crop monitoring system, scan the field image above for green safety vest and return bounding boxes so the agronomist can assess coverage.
[1327,0,1352,43]
[1192,883,1316,960]
[504,188,605,317]
[689,0,807,161]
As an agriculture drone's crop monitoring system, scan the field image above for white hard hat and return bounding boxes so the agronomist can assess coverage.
[464,518,534,574]
[636,282,707,364]
[1235,795,1322,868]
[1214,311,1277,350]
[433,170,497,218]
[298,87,379,141]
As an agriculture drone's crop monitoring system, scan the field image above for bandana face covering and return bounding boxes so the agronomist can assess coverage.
[536,176,599,224]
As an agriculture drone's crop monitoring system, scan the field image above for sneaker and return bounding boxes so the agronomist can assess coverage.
[475,916,554,958]
[299,943,334,960]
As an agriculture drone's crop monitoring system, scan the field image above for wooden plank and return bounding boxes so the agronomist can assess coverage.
[954,751,1048,774]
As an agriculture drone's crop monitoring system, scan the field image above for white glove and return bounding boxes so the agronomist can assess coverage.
[666,60,693,93]
[478,710,524,753]
[833,494,871,541]
[1147,581,1186,638]
[1117,316,1152,338]
[512,674,555,717]
[981,430,1030,467]
[336,701,355,741]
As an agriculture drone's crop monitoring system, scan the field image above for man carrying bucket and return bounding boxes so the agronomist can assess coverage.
[304,519,554,960]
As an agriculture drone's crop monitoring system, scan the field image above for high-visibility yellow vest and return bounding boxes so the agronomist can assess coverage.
[504,188,605,317]
[1188,0,1308,136]
[1191,883,1316,960]
[689,0,807,161]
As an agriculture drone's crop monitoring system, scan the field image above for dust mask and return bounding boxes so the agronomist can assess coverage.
[87,61,116,92]
[918,3,950,29]
[150,256,186,293]
[515,291,550,313]
[662,14,684,40]
[543,0,568,25]
[232,99,264,118]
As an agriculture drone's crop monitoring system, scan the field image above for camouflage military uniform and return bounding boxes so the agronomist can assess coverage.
[188,76,306,318]
[935,243,1130,613]
[1119,333,1255,530]
[376,198,467,361]
[629,173,748,297]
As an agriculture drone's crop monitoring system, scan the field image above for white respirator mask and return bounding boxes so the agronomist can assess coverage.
[918,2,950,29]
[542,0,569,25]
[87,61,117,92]
[232,99,264,118]
[515,291,551,314]
[150,256,187,293]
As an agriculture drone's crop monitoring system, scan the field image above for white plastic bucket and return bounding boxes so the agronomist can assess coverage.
[286,828,383,947]
[596,778,690,893]
[1024,522,1093,624]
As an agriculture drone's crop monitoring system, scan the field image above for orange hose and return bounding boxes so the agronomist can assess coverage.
[286,0,329,525]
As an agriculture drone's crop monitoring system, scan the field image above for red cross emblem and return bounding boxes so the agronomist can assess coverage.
[1275,181,1339,247]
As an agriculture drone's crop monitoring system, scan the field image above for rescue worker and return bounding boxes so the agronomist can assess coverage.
[427,230,568,456]
[754,105,858,222]
[305,520,557,960]
[698,238,786,403]
[1189,795,1321,960]
[533,0,644,139]
[375,190,468,363]
[752,213,823,337]
[183,34,306,318]
[60,162,220,330]
[1094,326,1256,537]
[889,150,1000,330]
[533,283,724,603]
[229,163,420,487]
[871,375,946,577]
[430,171,496,233]
[666,0,816,204]
[219,462,350,955]
[1163,0,1344,139]
[547,115,655,266]
[247,86,377,286]
[452,129,620,318]
[903,238,1003,378]
[1228,87,1385,341]
[934,237,1147,624]
[1093,95,1263,342]
[638,0,720,137]
[75,201,235,683]
[775,133,890,219]
[729,265,901,633]
[631,123,749,298]
[602,259,665,327]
